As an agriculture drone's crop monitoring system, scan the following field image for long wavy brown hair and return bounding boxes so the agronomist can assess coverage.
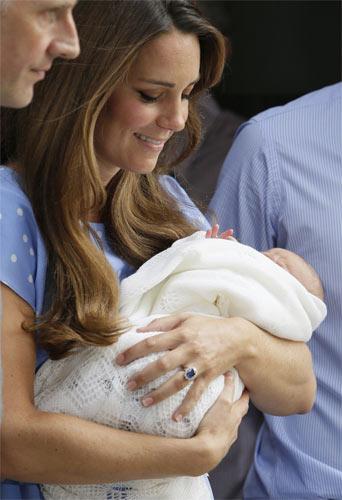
[1,0,226,359]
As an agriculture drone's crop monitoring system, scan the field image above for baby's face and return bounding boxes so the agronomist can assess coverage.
[263,248,324,300]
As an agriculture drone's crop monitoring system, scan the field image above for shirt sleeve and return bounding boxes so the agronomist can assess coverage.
[0,171,47,312]
[209,121,282,251]
[160,175,211,231]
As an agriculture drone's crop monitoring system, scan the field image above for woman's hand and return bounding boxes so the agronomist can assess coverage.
[193,373,249,472]
[116,313,249,420]
[117,311,316,417]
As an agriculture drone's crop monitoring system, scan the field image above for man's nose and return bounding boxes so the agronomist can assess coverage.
[49,12,80,60]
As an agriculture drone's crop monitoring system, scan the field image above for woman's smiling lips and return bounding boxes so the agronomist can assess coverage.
[134,132,170,151]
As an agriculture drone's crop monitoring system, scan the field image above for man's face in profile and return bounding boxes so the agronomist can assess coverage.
[0,0,80,108]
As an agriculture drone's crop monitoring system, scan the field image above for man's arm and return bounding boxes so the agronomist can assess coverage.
[233,317,316,415]
[209,119,317,415]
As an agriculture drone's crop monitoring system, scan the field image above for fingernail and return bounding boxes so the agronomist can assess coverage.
[116,354,125,365]
[225,371,233,380]
[127,380,137,390]
[142,397,154,407]
[174,414,182,422]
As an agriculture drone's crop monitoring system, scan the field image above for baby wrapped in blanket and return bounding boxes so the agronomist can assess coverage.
[35,231,326,500]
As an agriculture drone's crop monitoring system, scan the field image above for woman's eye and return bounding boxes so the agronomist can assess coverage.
[138,91,159,103]
[182,93,192,101]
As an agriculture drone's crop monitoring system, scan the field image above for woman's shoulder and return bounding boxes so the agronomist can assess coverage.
[0,165,40,243]
[0,165,48,313]
[159,174,192,202]
[159,174,210,230]
[1,165,24,189]
[0,165,34,213]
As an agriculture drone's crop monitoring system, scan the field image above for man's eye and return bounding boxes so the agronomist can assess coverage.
[138,91,159,103]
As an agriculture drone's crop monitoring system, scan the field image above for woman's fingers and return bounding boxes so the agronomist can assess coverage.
[228,390,250,445]
[126,347,191,390]
[116,330,181,365]
[139,370,193,409]
[233,390,250,419]
[196,373,235,431]
[194,381,249,469]
[117,315,239,410]
[197,374,249,437]
[220,371,236,401]
[172,375,211,421]
[136,313,191,333]
[117,318,197,366]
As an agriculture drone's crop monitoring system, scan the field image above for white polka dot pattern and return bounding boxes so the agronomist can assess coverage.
[1,168,42,314]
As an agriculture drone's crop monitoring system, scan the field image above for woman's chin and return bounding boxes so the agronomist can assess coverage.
[129,161,158,175]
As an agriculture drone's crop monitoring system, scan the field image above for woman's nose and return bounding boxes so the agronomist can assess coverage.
[157,100,188,132]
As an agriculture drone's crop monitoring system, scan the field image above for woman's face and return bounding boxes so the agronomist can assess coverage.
[94,29,201,184]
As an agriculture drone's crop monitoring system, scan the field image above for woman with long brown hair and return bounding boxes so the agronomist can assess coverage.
[1,1,315,499]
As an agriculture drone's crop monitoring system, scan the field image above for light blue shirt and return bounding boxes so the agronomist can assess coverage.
[210,83,342,499]
[0,167,209,499]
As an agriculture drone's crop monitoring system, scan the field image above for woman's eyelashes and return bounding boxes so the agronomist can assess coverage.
[138,90,192,103]
[138,91,160,103]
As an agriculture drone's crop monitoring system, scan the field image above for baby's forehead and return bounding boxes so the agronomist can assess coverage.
[268,248,300,260]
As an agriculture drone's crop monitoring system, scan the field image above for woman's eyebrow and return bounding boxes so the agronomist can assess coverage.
[138,77,200,88]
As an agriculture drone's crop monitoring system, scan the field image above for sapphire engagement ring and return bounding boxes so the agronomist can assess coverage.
[183,367,198,381]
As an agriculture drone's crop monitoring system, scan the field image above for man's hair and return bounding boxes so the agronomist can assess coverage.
[0,0,9,12]
[0,0,9,14]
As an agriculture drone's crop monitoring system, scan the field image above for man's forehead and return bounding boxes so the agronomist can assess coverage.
[29,0,78,8]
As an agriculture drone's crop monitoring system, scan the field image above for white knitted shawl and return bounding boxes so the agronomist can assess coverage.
[35,232,326,499]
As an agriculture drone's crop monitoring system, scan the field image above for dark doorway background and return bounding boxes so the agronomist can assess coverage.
[199,0,341,118]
